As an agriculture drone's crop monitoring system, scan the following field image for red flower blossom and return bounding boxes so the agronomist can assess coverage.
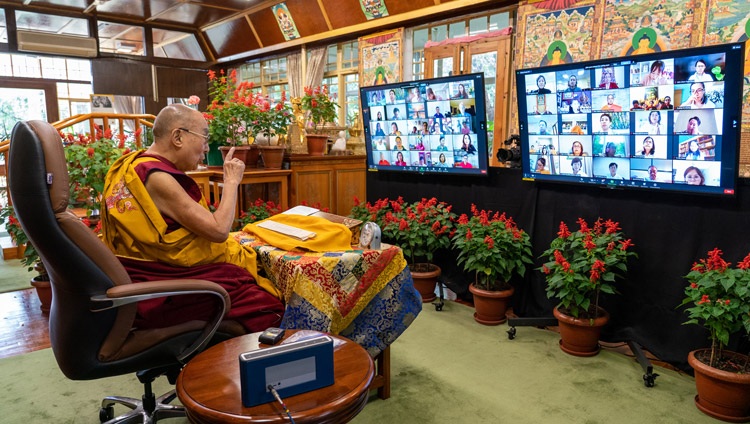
[484,236,494,249]
[557,222,571,238]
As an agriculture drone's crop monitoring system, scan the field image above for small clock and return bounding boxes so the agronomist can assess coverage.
[359,222,382,250]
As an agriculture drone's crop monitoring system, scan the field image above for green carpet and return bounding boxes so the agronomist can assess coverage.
[0,302,718,423]
[0,258,33,293]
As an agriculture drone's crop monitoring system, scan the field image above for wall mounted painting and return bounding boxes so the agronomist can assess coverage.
[359,28,403,87]
[359,0,389,20]
[272,2,300,41]
[600,0,697,59]
[91,94,114,113]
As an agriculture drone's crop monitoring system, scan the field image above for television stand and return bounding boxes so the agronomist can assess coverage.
[506,316,658,387]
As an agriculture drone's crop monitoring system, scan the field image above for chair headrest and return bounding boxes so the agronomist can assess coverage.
[26,120,70,214]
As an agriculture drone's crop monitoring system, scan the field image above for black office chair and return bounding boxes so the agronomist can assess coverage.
[8,120,236,423]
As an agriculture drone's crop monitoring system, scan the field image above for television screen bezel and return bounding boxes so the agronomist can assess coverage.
[515,42,744,197]
[360,72,490,177]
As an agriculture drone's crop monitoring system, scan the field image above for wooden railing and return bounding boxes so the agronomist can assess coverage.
[53,112,156,149]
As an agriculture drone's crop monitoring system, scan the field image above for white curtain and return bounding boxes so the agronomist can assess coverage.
[287,52,303,98]
[113,96,144,132]
[305,46,327,88]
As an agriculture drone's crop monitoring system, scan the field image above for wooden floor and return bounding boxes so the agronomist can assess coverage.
[0,288,50,360]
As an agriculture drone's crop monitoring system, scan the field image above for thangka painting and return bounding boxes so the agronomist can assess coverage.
[359,0,389,20]
[272,3,300,41]
[600,0,697,59]
[359,29,403,87]
[519,3,598,69]
[703,0,750,168]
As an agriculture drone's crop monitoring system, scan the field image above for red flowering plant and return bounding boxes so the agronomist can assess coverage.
[348,196,394,227]
[204,69,292,145]
[300,85,338,133]
[540,218,637,319]
[235,199,284,231]
[452,206,533,291]
[680,248,750,371]
[61,127,136,215]
[380,197,456,271]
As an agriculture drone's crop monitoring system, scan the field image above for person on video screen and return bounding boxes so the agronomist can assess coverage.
[648,165,659,181]
[642,111,663,134]
[394,152,407,166]
[532,75,551,94]
[688,59,714,82]
[378,152,390,165]
[604,141,617,157]
[686,116,702,135]
[374,122,386,137]
[641,60,667,86]
[458,154,473,168]
[460,134,476,155]
[598,66,619,89]
[640,136,655,157]
[608,162,625,180]
[453,83,469,99]
[684,166,705,185]
[387,89,398,104]
[390,122,402,136]
[393,136,406,151]
[657,96,673,110]
[601,94,622,112]
[682,82,715,109]
[437,153,449,167]
[599,113,612,134]
[571,157,588,177]
[570,141,586,156]
[564,75,582,93]
[535,157,550,174]
[684,139,705,160]
[435,136,449,151]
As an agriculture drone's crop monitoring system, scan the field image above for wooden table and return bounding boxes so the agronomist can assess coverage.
[176,330,374,423]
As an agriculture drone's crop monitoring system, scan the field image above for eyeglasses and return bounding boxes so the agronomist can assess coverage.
[178,127,209,141]
[691,88,705,93]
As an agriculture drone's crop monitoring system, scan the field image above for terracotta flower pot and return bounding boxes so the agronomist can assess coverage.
[219,145,259,168]
[259,145,286,169]
[306,134,329,156]
[30,275,51,314]
[409,263,441,303]
[688,349,750,422]
[553,306,609,357]
[469,283,514,325]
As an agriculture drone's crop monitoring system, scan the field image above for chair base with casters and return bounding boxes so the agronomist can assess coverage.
[99,366,183,424]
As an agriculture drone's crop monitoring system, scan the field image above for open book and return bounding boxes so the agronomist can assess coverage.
[256,220,316,241]
[282,205,363,231]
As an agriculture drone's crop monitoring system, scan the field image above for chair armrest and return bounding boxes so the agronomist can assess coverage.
[90,279,230,363]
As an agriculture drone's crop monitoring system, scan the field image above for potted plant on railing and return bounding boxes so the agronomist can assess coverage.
[680,248,750,422]
[380,197,456,302]
[300,85,338,156]
[453,205,533,325]
[540,218,637,356]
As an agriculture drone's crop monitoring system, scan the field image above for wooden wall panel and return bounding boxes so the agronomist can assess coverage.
[336,168,366,215]
[93,59,152,98]
[248,9,286,48]
[205,17,260,58]
[283,0,329,37]
[155,66,208,105]
[320,0,367,29]
[383,0,438,15]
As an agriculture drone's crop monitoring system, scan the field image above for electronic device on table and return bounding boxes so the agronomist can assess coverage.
[515,42,744,197]
[360,72,490,177]
[239,334,334,407]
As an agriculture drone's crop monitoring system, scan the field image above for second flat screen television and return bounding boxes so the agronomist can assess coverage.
[515,42,744,196]
[360,73,489,176]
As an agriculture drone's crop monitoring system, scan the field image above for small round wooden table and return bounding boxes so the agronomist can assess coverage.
[176,330,374,423]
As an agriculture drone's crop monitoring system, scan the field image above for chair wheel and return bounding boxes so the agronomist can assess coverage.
[434,303,443,311]
[100,406,114,422]
[507,327,516,340]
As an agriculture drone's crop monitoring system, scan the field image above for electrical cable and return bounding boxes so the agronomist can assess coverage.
[268,385,296,423]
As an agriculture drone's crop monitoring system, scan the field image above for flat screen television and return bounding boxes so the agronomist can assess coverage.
[515,42,744,196]
[360,72,489,176]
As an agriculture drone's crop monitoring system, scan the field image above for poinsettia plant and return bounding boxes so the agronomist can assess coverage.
[540,218,637,319]
[453,205,532,291]
[680,248,750,371]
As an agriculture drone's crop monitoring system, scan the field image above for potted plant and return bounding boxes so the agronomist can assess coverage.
[380,197,456,302]
[1,205,48,311]
[453,205,533,325]
[680,248,750,421]
[234,198,284,231]
[540,218,637,356]
[299,85,338,156]
[61,127,132,217]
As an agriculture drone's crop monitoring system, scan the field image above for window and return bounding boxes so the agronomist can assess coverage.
[235,57,287,100]
[322,41,359,127]
[98,22,145,57]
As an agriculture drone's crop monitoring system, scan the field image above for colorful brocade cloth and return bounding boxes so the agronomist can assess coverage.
[234,232,422,357]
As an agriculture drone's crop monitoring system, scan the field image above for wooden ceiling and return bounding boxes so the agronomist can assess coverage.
[0,0,506,66]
